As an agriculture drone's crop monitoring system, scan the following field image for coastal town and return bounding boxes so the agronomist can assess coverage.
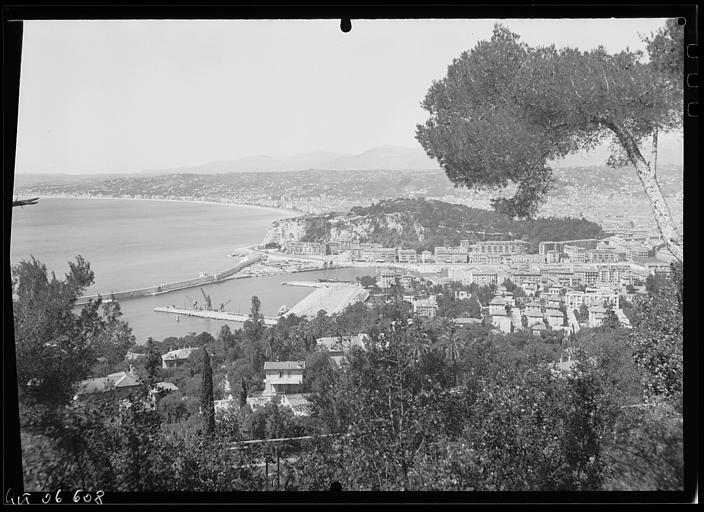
[72,225,673,424]
[268,231,672,332]
[9,16,687,497]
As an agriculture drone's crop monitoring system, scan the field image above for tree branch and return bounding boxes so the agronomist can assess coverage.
[13,197,39,207]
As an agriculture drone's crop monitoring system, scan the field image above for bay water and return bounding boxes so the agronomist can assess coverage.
[10,197,379,342]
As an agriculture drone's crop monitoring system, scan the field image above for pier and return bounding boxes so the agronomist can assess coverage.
[154,306,279,326]
[281,281,326,288]
[154,281,369,324]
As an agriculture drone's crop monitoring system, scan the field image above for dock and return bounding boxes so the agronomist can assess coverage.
[154,306,279,326]
[284,283,369,318]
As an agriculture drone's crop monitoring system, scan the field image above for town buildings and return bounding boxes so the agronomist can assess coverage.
[564,288,620,309]
[378,271,400,290]
[262,361,305,396]
[588,305,609,328]
[447,265,506,286]
[471,240,529,256]
[246,361,311,417]
[76,367,141,400]
[397,249,418,263]
[284,241,327,256]
[161,347,197,369]
[412,296,439,318]
[434,246,469,263]
[316,334,368,369]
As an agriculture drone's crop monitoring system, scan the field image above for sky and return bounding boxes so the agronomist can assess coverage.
[15,18,676,174]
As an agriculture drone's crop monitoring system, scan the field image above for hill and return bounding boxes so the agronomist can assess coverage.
[266,198,606,253]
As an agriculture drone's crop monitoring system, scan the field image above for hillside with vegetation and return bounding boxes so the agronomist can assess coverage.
[297,198,605,252]
[12,255,683,492]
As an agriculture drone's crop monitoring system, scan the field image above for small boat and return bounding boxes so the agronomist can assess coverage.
[278,305,290,315]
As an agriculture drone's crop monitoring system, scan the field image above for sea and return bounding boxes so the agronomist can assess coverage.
[10,197,379,342]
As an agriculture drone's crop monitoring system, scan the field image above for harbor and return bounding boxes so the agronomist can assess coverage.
[153,280,369,327]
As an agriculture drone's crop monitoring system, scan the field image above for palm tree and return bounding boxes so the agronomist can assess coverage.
[438,322,464,387]
[263,333,280,361]
[408,334,432,361]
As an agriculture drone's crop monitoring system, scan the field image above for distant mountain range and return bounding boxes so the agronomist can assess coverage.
[140,145,442,175]
[14,134,683,185]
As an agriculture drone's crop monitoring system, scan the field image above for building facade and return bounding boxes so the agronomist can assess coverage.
[397,249,418,263]
[472,240,529,255]
[262,361,305,396]
[434,246,469,263]
[161,347,197,369]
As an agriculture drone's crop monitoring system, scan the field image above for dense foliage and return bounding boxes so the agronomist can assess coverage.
[12,256,135,407]
[13,256,683,492]
[302,197,604,252]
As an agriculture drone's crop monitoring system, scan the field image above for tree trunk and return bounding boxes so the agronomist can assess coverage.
[607,123,683,262]
[651,126,659,177]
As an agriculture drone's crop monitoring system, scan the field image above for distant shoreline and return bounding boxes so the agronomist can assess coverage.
[31,193,302,219]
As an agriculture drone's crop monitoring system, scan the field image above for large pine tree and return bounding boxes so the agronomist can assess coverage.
[416,22,684,261]
[145,337,161,388]
[200,347,216,437]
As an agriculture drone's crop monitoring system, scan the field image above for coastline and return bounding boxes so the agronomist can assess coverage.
[31,193,302,219]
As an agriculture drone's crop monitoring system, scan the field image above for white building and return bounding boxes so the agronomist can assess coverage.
[491,315,513,334]
[488,295,507,316]
[412,296,439,318]
[263,361,305,396]
[588,305,609,328]
[546,311,565,328]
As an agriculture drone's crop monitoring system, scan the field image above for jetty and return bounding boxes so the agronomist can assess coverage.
[75,253,264,306]
[154,306,279,326]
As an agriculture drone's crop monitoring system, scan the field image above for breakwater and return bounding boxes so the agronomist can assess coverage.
[75,253,264,306]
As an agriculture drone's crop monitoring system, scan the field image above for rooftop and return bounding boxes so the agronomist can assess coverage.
[162,347,197,361]
[282,394,312,416]
[316,334,368,352]
[452,317,483,325]
[264,361,305,371]
[154,381,179,392]
[77,370,140,395]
